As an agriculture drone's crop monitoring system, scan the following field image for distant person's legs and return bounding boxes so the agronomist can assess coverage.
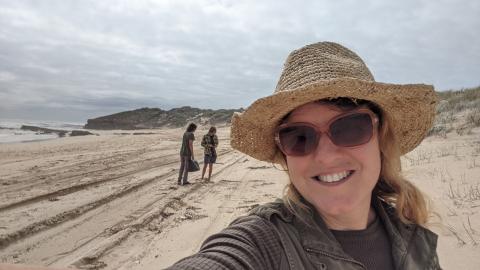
[207,163,213,181]
[178,155,185,185]
[202,154,211,180]
[201,158,207,180]
[182,156,190,185]
[178,156,190,185]
[203,154,216,181]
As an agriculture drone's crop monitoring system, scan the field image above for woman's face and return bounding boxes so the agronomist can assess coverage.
[284,102,381,221]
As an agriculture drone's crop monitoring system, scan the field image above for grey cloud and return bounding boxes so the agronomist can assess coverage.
[0,0,478,122]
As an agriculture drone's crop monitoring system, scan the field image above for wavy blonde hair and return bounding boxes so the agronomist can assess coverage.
[278,98,430,226]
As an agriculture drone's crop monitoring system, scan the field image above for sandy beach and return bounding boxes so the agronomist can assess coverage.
[0,125,479,269]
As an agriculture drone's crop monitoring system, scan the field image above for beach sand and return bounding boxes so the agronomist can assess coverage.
[0,126,479,269]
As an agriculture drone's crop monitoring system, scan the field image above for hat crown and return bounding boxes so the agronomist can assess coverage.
[275,42,374,93]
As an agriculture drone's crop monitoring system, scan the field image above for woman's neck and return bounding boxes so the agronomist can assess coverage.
[320,206,376,231]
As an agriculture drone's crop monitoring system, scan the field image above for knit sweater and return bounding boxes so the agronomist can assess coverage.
[331,216,394,270]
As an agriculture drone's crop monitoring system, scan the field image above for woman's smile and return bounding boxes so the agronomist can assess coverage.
[311,170,354,184]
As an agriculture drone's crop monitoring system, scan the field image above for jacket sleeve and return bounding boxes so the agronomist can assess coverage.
[201,135,207,148]
[213,135,218,148]
[165,215,284,270]
[429,251,442,270]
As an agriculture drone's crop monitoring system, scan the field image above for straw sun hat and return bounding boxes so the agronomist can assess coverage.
[230,41,437,163]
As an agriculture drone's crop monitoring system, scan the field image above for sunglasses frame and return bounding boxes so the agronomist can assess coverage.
[274,108,379,156]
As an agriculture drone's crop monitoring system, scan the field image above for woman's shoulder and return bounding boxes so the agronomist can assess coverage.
[375,197,439,251]
[167,201,290,269]
[247,199,294,222]
[222,199,294,233]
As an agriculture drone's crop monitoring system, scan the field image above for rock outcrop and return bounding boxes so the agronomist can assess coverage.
[21,125,68,137]
[70,130,94,136]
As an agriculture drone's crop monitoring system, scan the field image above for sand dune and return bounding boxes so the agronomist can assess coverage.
[0,126,478,269]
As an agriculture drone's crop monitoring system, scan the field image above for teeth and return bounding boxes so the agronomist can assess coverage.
[316,171,350,183]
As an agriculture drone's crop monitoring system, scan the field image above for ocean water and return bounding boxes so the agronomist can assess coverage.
[0,118,85,144]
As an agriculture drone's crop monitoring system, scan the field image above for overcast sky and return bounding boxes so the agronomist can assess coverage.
[0,0,479,122]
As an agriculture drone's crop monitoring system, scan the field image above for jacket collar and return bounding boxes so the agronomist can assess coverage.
[255,196,437,269]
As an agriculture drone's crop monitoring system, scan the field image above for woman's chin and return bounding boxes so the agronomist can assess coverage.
[313,198,366,218]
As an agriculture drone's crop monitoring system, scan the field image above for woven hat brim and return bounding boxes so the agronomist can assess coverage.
[230,78,437,163]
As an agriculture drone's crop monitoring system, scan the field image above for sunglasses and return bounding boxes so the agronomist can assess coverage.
[274,109,379,156]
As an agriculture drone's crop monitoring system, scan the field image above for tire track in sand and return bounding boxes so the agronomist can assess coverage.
[0,146,179,203]
[0,148,230,212]
[90,156,276,269]
[0,151,241,267]
[0,150,235,252]
[58,154,246,269]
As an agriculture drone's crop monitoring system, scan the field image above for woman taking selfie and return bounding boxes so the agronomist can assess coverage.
[168,41,441,269]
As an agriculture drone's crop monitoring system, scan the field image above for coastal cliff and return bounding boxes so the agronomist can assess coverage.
[84,107,242,130]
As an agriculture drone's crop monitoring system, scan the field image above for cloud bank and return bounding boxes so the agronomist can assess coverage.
[0,0,478,121]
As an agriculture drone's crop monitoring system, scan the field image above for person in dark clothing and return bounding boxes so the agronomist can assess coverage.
[167,42,442,269]
[201,126,218,181]
[178,123,197,185]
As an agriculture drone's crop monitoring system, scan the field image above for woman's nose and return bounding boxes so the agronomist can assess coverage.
[312,133,342,163]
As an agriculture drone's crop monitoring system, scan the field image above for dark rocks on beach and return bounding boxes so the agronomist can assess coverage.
[19,125,94,137]
[21,125,68,137]
[70,130,94,136]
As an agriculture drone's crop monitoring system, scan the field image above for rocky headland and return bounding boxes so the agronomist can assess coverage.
[84,107,242,130]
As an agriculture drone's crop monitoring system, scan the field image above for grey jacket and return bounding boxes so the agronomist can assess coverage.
[167,197,441,269]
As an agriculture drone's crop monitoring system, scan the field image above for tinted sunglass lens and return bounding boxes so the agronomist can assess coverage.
[278,125,317,155]
[330,113,373,146]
